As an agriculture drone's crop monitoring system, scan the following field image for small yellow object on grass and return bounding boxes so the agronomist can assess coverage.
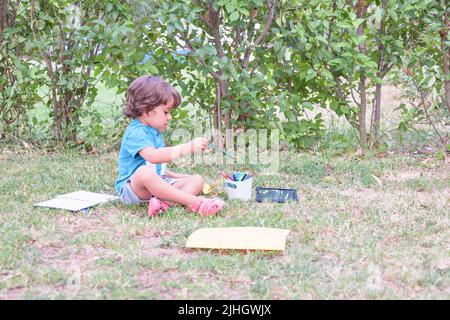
[186,227,290,251]
[202,182,219,195]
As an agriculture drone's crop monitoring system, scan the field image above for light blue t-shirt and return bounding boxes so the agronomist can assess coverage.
[115,119,166,194]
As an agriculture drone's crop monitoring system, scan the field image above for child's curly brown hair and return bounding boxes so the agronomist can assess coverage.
[124,76,181,118]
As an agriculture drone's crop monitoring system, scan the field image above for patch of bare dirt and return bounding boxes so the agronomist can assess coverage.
[433,257,450,272]
[137,229,194,259]
[340,187,379,202]
[135,269,251,299]
[54,208,122,234]
[0,241,113,299]
[332,183,448,219]
[54,211,193,260]
[36,242,123,270]
[385,171,423,182]
[0,286,25,300]
[385,162,449,182]
[135,268,182,297]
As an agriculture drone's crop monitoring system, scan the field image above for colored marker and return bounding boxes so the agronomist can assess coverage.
[208,143,236,160]
[219,172,228,179]
[219,172,234,181]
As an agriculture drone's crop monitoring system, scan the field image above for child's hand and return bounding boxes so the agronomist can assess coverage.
[189,137,209,153]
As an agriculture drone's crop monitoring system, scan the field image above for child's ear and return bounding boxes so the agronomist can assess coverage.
[144,110,155,117]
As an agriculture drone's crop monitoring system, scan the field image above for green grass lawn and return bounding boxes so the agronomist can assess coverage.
[0,149,449,299]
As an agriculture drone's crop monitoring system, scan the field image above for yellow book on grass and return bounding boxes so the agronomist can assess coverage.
[186,227,290,251]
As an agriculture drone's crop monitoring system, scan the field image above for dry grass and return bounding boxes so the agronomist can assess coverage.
[0,148,449,299]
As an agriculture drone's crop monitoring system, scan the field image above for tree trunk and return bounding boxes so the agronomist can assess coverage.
[0,0,8,100]
[0,0,8,40]
[205,4,230,147]
[441,5,450,114]
[220,79,233,146]
[369,0,388,148]
[371,83,382,148]
[214,81,222,147]
[236,102,250,128]
[69,114,77,142]
[358,74,368,149]
[355,1,369,150]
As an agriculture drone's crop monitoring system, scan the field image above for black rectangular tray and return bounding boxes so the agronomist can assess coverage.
[255,187,299,203]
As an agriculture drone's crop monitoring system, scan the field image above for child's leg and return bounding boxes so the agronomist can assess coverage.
[130,166,197,207]
[171,174,204,196]
[131,166,224,217]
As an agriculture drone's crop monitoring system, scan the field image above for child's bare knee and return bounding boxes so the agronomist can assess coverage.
[134,166,158,182]
[192,174,204,186]
[189,175,204,195]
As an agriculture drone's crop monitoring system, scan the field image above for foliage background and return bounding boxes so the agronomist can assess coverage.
[0,0,448,152]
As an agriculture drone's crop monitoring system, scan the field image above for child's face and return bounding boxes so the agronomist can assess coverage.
[143,100,173,131]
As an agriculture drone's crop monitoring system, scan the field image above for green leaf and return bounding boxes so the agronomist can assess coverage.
[388,10,398,21]
[274,40,281,52]
[317,35,328,45]
[230,11,240,22]
[36,20,45,31]
[147,64,159,75]
[302,101,313,110]
[305,69,316,82]
[239,8,250,16]
[329,58,344,65]
[225,3,235,14]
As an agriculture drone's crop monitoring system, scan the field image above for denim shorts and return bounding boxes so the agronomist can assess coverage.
[119,176,179,205]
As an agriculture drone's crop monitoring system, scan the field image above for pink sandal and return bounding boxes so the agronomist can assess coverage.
[147,197,170,218]
[189,197,224,217]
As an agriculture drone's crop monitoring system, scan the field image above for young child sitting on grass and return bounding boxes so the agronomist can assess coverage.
[114,75,224,217]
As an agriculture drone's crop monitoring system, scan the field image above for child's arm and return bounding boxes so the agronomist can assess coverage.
[139,137,208,164]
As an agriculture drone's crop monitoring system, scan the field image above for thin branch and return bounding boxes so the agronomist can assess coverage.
[243,0,276,69]
[182,32,221,81]
[327,1,337,50]
[230,26,242,58]
[249,56,263,77]
[333,73,346,101]
[57,21,72,122]
[5,132,39,150]
[75,43,101,109]
[241,7,257,62]
[201,4,225,59]
[350,87,361,107]
[30,0,61,137]
[91,67,109,89]
[411,77,447,146]
[381,62,393,78]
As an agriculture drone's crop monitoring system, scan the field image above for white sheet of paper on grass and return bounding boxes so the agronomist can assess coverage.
[186,227,290,251]
[34,190,119,211]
